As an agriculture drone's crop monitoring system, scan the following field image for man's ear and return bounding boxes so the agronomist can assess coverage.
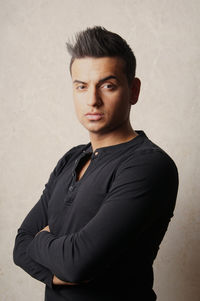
[129,77,141,105]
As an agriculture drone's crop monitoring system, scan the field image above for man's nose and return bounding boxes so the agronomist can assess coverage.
[87,87,102,107]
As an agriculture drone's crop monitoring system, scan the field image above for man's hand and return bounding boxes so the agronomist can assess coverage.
[53,275,79,286]
[53,275,91,286]
[40,225,50,233]
[35,225,50,237]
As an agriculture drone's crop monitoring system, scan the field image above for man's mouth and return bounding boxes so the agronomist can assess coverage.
[85,113,104,121]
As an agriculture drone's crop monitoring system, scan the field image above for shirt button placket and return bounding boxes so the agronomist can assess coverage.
[69,185,74,192]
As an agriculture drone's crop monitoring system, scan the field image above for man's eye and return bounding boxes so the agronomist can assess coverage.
[102,83,115,90]
[76,85,86,90]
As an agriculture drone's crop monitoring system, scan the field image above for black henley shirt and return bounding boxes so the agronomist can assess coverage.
[13,131,179,301]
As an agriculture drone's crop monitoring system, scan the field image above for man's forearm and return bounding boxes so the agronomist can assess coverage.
[38,225,90,286]
[13,229,53,287]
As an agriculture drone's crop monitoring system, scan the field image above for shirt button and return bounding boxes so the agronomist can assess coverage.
[69,185,74,192]
[94,151,98,156]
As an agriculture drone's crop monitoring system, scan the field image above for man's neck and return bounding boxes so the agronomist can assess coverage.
[89,124,138,151]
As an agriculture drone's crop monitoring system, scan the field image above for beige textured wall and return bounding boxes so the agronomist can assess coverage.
[0,0,200,300]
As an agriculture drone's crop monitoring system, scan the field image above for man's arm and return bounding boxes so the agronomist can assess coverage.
[13,149,76,287]
[13,190,54,287]
[39,225,88,286]
[27,151,179,283]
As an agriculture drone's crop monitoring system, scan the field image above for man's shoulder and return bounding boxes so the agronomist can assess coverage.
[122,132,178,176]
[134,132,175,160]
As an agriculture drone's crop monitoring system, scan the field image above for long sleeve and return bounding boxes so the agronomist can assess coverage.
[26,151,179,283]
[13,150,73,286]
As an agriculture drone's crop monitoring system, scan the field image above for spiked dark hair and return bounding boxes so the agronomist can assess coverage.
[66,26,136,84]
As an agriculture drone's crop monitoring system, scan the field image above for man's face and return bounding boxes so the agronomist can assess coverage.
[71,56,138,136]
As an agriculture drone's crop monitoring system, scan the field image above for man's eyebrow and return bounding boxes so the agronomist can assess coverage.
[98,75,118,84]
[73,80,86,84]
[73,76,119,85]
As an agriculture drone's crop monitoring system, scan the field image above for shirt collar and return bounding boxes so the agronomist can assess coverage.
[82,131,147,155]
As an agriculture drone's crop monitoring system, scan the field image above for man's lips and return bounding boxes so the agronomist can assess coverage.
[85,113,104,121]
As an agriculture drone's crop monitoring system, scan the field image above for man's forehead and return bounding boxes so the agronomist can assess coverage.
[71,56,126,81]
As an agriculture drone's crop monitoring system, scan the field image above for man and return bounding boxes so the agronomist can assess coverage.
[13,26,178,300]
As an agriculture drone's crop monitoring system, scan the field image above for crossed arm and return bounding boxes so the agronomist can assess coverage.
[39,225,88,286]
[13,151,178,287]
[13,151,83,287]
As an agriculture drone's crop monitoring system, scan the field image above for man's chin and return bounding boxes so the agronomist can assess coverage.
[85,126,115,137]
[82,123,104,134]
[84,125,106,135]
[81,121,114,135]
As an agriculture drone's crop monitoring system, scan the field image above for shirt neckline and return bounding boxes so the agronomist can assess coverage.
[83,131,147,155]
